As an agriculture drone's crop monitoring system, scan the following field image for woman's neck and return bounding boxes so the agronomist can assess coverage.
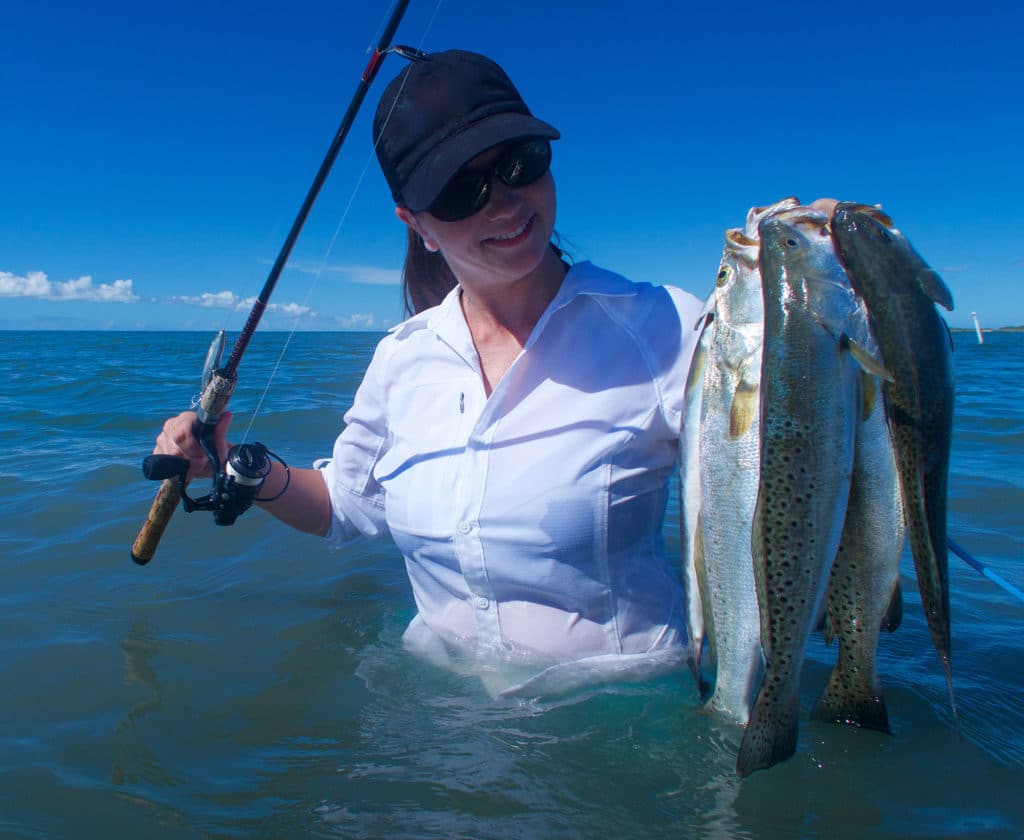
[457,247,567,396]
[458,247,567,344]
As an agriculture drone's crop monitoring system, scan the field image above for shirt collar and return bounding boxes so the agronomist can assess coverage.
[547,260,639,310]
[389,260,640,356]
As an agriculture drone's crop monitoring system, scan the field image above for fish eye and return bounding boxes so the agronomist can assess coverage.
[785,237,799,248]
[716,266,731,286]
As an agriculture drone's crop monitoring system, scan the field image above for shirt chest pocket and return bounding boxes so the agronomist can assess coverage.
[373,380,472,538]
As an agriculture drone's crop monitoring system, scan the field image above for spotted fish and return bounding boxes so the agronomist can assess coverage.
[736,206,890,776]
[830,202,957,719]
[813,371,905,731]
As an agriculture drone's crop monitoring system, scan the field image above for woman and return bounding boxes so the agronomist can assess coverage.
[154,49,703,696]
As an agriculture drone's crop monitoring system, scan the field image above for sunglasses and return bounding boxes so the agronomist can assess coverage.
[427,138,552,222]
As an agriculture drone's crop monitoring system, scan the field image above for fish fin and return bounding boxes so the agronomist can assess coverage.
[694,518,715,681]
[693,300,715,332]
[902,465,959,725]
[726,228,759,248]
[881,580,903,632]
[820,604,837,646]
[685,332,709,405]
[736,689,800,777]
[861,372,878,421]
[751,488,772,664]
[844,336,895,382]
[810,313,893,382]
[918,268,954,311]
[691,515,713,698]
[810,687,891,734]
[729,381,758,440]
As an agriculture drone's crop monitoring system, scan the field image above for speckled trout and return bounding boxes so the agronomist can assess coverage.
[736,206,890,776]
[681,198,798,709]
[694,198,793,718]
[830,203,957,718]
[694,227,764,721]
[813,371,905,731]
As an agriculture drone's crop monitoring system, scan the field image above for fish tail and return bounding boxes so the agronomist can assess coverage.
[735,686,799,777]
[902,464,957,719]
[810,674,891,734]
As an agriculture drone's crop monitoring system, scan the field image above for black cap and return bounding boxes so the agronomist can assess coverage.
[372,49,560,212]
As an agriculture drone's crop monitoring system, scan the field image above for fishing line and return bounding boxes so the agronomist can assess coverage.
[240,0,446,444]
[948,537,1024,606]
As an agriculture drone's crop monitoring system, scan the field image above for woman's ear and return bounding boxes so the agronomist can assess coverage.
[395,206,440,253]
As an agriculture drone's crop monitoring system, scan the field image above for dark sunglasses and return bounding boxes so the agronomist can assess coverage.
[427,138,552,222]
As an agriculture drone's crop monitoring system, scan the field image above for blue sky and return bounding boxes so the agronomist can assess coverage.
[3,1,1021,331]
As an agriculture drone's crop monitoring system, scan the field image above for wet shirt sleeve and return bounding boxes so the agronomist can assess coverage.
[654,285,705,440]
[316,338,392,547]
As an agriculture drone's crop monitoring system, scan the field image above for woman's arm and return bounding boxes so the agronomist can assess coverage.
[152,409,332,536]
[254,461,332,536]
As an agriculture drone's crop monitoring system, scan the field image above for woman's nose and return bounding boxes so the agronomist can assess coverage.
[483,177,522,220]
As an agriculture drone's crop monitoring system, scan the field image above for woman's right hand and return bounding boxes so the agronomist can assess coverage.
[153,410,233,481]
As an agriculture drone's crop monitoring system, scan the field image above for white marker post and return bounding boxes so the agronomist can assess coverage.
[972,311,984,345]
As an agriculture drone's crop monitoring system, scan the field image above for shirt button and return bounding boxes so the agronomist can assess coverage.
[458,521,473,535]
[475,597,490,610]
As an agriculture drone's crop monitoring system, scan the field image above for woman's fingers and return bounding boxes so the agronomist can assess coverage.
[154,410,234,480]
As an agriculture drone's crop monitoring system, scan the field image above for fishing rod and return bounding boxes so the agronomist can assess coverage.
[948,537,1024,605]
[131,0,420,565]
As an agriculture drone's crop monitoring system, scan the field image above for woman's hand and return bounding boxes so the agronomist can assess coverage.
[153,410,233,481]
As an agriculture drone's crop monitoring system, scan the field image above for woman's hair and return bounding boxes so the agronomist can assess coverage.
[401,232,572,316]
[401,228,457,316]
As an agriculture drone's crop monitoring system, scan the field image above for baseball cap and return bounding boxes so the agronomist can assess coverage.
[372,49,560,212]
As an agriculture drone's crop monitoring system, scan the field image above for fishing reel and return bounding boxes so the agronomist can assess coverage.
[140,330,290,526]
[142,441,287,526]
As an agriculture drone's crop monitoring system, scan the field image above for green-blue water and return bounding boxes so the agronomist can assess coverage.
[1,329,1021,838]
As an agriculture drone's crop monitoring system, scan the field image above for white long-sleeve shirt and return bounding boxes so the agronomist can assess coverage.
[318,261,703,695]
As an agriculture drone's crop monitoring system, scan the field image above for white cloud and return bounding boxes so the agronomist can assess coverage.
[336,313,376,329]
[291,262,401,285]
[173,290,313,318]
[271,301,314,318]
[0,270,139,302]
[175,290,243,309]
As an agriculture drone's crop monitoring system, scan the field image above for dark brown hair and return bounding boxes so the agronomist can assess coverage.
[401,230,571,316]
[401,228,457,316]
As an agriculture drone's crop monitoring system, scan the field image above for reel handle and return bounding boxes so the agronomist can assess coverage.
[131,477,186,565]
[130,370,236,565]
[142,455,190,481]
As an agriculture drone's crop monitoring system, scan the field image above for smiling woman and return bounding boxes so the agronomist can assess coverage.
[150,46,704,697]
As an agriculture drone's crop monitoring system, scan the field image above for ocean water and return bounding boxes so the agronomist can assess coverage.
[0,328,1020,838]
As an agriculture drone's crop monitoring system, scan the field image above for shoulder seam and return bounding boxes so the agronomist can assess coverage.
[589,289,672,431]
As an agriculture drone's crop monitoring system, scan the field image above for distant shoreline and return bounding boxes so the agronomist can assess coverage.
[950,326,1024,333]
